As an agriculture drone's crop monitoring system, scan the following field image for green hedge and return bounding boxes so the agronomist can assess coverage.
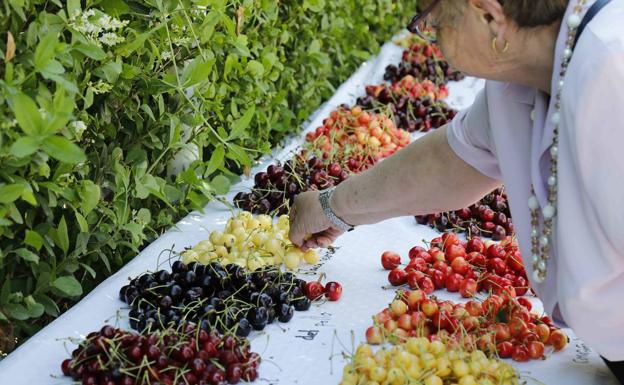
[0,0,417,349]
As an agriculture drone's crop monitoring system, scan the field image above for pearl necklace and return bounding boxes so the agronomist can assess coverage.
[529,0,587,283]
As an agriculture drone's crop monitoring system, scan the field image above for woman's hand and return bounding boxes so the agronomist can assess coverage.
[288,191,345,250]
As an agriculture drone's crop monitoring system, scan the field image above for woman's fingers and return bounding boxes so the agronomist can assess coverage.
[289,191,342,248]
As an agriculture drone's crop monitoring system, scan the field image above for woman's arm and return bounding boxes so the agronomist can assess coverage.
[289,125,501,249]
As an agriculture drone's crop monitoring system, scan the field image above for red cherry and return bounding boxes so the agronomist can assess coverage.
[61,359,72,376]
[381,251,402,270]
[481,208,495,222]
[465,300,483,317]
[421,299,439,317]
[466,237,485,253]
[497,341,513,358]
[548,330,569,351]
[516,297,532,311]
[511,344,530,362]
[407,257,428,272]
[487,258,508,275]
[513,276,529,296]
[408,246,427,260]
[226,364,243,383]
[459,278,478,298]
[487,244,506,259]
[450,257,471,275]
[388,268,408,286]
[445,244,466,262]
[304,281,325,300]
[430,269,446,289]
[528,341,545,359]
[444,273,463,293]
[417,276,435,294]
[366,326,383,345]
[324,281,343,301]
[406,270,425,289]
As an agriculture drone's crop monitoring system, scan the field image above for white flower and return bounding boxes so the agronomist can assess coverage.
[99,32,125,46]
[161,51,172,60]
[70,120,87,139]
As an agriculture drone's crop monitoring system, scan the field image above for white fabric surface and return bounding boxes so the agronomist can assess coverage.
[0,40,617,385]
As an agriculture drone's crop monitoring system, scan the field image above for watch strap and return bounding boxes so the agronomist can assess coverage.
[319,188,354,232]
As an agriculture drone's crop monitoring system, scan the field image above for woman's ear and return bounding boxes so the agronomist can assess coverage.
[467,0,509,40]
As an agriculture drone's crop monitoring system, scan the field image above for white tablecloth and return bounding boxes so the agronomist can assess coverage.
[0,39,617,385]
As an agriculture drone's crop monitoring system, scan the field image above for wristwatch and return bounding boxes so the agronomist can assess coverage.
[318,187,354,232]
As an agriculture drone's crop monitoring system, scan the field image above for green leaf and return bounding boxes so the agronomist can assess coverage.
[101,0,130,16]
[10,136,40,157]
[56,216,69,254]
[42,136,87,164]
[79,181,100,215]
[75,211,88,233]
[80,263,97,279]
[15,248,39,264]
[246,60,264,78]
[33,294,59,317]
[25,295,44,318]
[10,93,43,135]
[74,43,107,61]
[52,276,83,297]
[0,184,24,203]
[67,0,81,16]
[228,106,255,140]
[210,175,230,195]
[0,310,7,321]
[98,61,122,83]
[205,144,224,176]
[7,303,29,320]
[182,57,215,87]
[34,33,59,71]
[25,230,44,251]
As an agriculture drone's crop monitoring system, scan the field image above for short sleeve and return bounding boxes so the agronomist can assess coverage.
[446,88,502,180]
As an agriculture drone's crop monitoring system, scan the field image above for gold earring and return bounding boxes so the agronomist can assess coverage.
[491,36,510,54]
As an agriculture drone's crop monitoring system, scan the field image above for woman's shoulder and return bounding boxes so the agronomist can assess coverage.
[576,1,624,66]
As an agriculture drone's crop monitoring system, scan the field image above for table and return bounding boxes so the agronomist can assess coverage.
[0,38,617,385]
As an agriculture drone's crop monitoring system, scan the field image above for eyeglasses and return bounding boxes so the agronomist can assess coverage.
[407,0,441,43]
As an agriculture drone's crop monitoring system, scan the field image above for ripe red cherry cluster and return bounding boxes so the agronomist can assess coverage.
[356,92,456,133]
[302,276,343,302]
[365,77,449,104]
[304,105,410,165]
[383,37,464,85]
[233,153,348,215]
[366,290,569,362]
[416,188,514,239]
[120,262,318,336]
[384,233,529,298]
[60,324,260,385]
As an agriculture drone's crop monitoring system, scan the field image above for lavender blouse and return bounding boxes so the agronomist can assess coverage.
[447,0,624,360]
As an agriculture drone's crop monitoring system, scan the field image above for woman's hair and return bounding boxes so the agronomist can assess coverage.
[499,0,568,27]
[421,0,568,27]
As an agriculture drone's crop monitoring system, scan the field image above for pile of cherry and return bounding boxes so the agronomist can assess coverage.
[384,37,465,85]
[233,153,349,215]
[365,290,568,362]
[120,261,334,336]
[61,324,260,385]
[357,85,456,133]
[383,233,529,298]
[416,188,515,239]
[234,106,410,215]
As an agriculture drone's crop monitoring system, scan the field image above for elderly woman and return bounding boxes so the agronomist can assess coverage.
[289,0,624,381]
